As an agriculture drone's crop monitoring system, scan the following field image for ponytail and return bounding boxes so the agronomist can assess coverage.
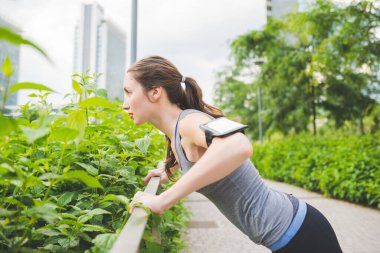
[183,77,223,118]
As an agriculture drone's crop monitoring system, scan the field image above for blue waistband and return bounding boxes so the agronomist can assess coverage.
[269,199,307,251]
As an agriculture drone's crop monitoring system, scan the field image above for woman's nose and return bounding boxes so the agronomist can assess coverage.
[123,94,130,110]
[122,102,130,111]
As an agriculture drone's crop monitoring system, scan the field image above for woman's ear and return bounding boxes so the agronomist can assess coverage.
[148,86,162,102]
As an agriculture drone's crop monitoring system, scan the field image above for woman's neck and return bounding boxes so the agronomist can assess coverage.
[150,104,183,142]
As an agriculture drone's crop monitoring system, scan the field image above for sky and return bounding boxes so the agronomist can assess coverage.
[0,0,269,106]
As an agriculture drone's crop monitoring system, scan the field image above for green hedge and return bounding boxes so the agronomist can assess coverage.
[252,133,380,208]
[0,94,189,252]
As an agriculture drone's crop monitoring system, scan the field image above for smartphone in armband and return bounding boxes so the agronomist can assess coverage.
[199,117,248,146]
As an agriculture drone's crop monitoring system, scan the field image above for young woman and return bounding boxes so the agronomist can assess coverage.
[124,56,343,253]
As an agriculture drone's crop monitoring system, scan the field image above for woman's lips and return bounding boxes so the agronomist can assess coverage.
[129,113,134,119]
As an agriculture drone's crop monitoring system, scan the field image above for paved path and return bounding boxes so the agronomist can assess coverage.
[182,180,380,253]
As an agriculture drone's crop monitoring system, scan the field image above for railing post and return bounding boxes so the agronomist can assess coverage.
[110,176,161,253]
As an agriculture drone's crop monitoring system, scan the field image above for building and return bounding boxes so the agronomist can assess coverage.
[0,14,20,106]
[266,0,299,19]
[73,1,126,101]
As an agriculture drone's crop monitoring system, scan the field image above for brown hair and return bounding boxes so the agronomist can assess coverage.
[127,56,223,180]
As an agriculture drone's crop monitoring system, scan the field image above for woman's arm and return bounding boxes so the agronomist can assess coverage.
[129,113,252,214]
[158,113,252,212]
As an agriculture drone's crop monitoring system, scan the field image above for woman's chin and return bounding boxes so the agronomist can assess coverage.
[133,118,143,125]
[132,116,148,126]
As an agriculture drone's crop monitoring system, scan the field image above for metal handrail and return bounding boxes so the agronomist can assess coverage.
[110,176,161,253]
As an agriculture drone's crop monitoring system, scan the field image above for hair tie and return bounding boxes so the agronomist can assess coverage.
[180,76,186,90]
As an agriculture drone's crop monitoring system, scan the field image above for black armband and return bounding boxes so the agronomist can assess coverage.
[199,117,248,146]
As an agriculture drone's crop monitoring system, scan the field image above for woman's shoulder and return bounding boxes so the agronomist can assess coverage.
[181,109,214,120]
[183,110,211,120]
[178,111,212,148]
[179,111,211,130]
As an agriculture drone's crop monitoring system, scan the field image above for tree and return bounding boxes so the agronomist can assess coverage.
[312,0,380,133]
[214,68,259,140]
[215,0,380,137]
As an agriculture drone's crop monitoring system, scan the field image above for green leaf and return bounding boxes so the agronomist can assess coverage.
[146,241,164,253]
[20,126,50,143]
[92,233,117,252]
[86,208,111,216]
[0,26,50,60]
[135,135,152,153]
[77,214,92,224]
[62,170,103,189]
[80,96,114,108]
[0,163,14,174]
[9,82,55,93]
[42,244,62,251]
[81,224,111,233]
[61,213,78,220]
[39,173,62,181]
[78,208,110,223]
[95,88,108,99]
[0,207,17,217]
[72,79,82,95]
[58,236,79,249]
[102,194,129,206]
[67,109,87,136]
[59,219,83,227]
[99,201,113,209]
[2,55,13,77]
[4,197,26,209]
[36,228,60,236]
[24,203,61,223]
[57,192,77,206]
[52,127,79,143]
[128,201,151,215]
[23,176,44,189]
[75,162,98,176]
[0,116,17,137]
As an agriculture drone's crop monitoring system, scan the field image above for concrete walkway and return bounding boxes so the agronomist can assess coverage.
[182,180,380,253]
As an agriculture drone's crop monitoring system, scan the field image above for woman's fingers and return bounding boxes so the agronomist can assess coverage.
[160,173,168,184]
[143,170,155,184]
[143,169,164,185]
[131,191,143,203]
[129,191,144,213]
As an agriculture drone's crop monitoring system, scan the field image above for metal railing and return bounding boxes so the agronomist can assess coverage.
[110,176,160,253]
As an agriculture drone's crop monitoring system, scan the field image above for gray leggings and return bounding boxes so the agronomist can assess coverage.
[273,204,343,253]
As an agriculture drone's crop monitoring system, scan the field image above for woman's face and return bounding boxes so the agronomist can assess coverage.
[122,72,153,125]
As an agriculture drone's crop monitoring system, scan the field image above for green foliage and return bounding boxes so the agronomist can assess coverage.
[213,72,258,139]
[9,82,55,93]
[0,76,189,252]
[80,97,114,108]
[252,133,380,208]
[0,25,189,253]
[0,116,16,137]
[2,55,13,78]
[0,25,49,61]
[215,0,380,137]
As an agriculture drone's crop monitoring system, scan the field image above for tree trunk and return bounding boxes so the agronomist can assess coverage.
[358,116,365,135]
[312,85,317,136]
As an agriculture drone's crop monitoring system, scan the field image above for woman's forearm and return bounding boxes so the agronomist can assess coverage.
[159,133,252,210]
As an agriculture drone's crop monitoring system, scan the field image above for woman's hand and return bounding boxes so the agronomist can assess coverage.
[143,167,168,185]
[129,191,168,215]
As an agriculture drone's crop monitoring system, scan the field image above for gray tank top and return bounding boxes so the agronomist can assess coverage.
[174,109,295,247]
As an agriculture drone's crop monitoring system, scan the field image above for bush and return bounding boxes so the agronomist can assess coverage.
[252,133,380,208]
[0,78,189,252]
